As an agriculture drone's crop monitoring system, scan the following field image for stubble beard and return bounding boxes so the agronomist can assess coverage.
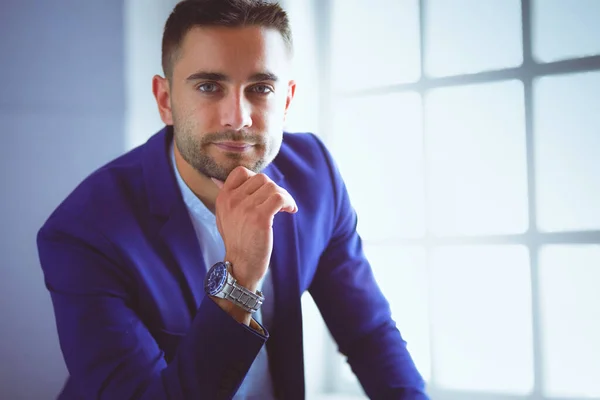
[173,117,276,182]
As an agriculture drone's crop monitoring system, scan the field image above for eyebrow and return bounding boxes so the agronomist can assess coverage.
[185,71,279,83]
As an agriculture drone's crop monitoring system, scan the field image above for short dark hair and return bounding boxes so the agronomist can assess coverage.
[161,0,293,79]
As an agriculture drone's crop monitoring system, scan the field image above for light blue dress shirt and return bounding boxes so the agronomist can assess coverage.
[170,142,276,399]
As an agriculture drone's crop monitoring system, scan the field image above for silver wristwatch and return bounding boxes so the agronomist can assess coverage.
[204,261,264,313]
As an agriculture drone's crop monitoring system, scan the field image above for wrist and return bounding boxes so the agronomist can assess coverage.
[204,260,264,326]
[232,275,259,294]
[224,256,260,292]
[211,296,252,326]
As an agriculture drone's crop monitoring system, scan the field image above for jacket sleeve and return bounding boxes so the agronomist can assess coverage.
[37,220,266,400]
[307,134,430,400]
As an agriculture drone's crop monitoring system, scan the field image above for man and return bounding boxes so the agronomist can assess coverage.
[37,0,428,399]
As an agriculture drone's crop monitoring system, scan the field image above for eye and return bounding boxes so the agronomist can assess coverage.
[197,82,220,93]
[250,84,273,94]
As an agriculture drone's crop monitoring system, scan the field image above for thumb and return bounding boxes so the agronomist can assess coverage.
[211,177,225,189]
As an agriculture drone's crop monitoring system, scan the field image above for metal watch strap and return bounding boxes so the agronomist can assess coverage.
[222,262,264,313]
[223,280,264,313]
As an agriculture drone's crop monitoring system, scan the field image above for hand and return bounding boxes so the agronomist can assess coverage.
[212,166,298,293]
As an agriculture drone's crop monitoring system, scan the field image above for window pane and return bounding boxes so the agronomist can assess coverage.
[425,80,529,236]
[301,294,330,397]
[425,0,523,77]
[282,0,320,133]
[532,0,600,63]
[431,245,534,394]
[534,71,600,232]
[539,245,600,398]
[364,245,431,381]
[332,93,425,241]
[331,0,420,90]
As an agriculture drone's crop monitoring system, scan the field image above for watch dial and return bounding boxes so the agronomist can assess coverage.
[205,262,227,296]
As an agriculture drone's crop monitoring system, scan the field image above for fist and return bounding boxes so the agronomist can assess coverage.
[212,166,298,291]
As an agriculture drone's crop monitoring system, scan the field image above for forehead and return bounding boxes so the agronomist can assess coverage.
[173,25,291,80]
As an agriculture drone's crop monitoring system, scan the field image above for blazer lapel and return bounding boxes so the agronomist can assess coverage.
[159,204,206,312]
[143,126,206,315]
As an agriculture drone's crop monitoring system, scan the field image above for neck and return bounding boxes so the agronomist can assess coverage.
[173,143,219,214]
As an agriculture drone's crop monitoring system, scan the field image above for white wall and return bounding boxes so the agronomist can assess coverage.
[124,0,178,150]
[281,0,321,135]
[0,1,126,398]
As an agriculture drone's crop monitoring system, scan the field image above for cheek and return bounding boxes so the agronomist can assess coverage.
[188,102,217,128]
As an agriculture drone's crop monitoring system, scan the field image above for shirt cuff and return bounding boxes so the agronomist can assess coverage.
[249,318,266,335]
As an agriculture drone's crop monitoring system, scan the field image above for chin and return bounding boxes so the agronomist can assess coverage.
[227,160,264,174]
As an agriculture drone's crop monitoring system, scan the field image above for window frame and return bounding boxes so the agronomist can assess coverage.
[317,0,600,399]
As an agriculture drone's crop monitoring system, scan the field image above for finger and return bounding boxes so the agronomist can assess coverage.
[223,166,254,191]
[237,173,271,196]
[257,189,298,215]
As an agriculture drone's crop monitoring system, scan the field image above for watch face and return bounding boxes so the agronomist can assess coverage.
[205,262,228,296]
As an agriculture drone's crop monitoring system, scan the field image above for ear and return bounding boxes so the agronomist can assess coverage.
[283,80,297,121]
[152,75,174,125]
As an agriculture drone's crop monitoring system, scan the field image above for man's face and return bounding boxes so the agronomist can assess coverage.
[166,26,295,181]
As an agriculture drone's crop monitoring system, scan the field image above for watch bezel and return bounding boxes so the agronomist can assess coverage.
[204,261,228,296]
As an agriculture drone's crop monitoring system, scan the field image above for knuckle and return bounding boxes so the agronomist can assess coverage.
[254,173,270,186]
[226,165,240,179]
[264,181,277,192]
[236,166,252,176]
[230,166,244,179]
[272,192,285,203]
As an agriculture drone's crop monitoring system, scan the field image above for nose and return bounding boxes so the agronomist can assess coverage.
[220,90,253,131]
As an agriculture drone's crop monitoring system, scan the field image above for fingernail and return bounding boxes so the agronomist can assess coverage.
[211,177,224,188]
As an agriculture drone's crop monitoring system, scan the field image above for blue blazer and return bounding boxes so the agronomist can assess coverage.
[37,127,428,399]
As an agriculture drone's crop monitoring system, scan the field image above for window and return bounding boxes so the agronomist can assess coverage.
[322,0,600,399]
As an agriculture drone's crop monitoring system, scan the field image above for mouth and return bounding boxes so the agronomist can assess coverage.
[213,142,254,153]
